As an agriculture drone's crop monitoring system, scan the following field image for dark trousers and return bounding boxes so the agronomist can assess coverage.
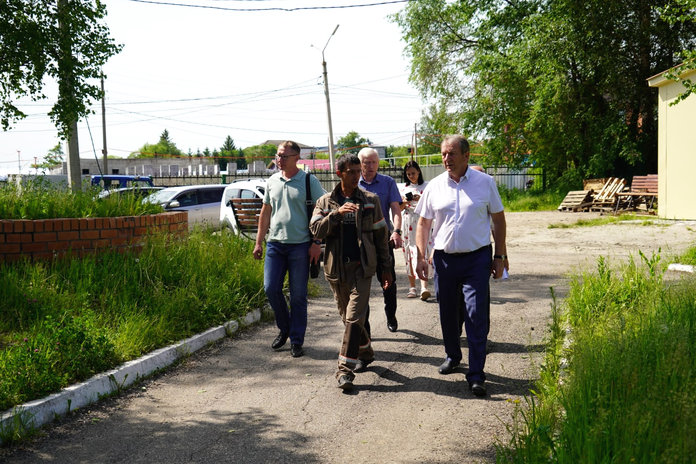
[365,242,397,336]
[433,246,491,383]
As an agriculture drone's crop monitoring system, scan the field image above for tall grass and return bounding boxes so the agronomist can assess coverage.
[0,230,264,412]
[0,178,162,219]
[497,250,696,463]
[498,185,566,212]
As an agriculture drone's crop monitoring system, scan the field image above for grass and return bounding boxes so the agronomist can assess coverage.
[499,186,566,212]
[0,178,162,219]
[0,230,265,414]
[496,249,696,463]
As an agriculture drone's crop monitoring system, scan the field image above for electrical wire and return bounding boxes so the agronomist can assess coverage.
[127,0,411,12]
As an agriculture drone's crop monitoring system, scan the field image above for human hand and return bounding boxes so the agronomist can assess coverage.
[391,232,403,248]
[381,272,394,290]
[252,244,263,260]
[415,259,429,281]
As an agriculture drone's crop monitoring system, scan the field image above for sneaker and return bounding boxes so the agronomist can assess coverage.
[271,331,288,350]
[290,344,304,358]
[354,358,374,373]
[406,287,418,298]
[337,375,354,390]
[420,289,431,301]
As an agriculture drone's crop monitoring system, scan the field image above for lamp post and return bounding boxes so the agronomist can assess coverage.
[319,25,339,171]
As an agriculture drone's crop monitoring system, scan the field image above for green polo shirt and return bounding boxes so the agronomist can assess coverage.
[264,170,324,243]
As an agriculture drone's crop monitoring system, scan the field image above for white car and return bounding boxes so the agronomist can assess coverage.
[219,178,267,233]
[143,184,226,230]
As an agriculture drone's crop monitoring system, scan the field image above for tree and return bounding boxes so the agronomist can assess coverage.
[336,131,372,154]
[218,135,240,171]
[1,1,121,189]
[130,129,184,158]
[36,143,65,171]
[243,144,276,167]
[395,0,696,188]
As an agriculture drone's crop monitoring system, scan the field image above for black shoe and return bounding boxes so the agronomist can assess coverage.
[271,331,288,350]
[387,317,398,332]
[354,359,374,373]
[290,344,304,358]
[438,358,460,375]
[469,381,487,397]
[337,375,354,390]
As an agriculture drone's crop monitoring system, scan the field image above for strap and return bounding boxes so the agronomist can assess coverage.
[305,172,314,227]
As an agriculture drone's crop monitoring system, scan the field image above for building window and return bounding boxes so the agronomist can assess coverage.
[111,169,120,174]
[82,169,90,174]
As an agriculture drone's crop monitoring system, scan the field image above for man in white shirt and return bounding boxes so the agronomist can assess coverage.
[415,135,508,397]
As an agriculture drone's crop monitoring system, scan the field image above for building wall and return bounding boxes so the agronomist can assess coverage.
[650,68,696,220]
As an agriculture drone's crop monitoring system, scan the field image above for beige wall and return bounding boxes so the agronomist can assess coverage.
[649,68,696,220]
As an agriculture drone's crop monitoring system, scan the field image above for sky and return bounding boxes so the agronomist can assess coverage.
[0,0,425,176]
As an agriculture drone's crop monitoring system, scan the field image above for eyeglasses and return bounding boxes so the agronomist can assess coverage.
[276,153,298,160]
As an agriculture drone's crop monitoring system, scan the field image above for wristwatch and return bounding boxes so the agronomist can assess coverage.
[394,229,402,236]
[313,239,322,245]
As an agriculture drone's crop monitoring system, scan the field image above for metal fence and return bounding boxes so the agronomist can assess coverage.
[155,164,545,192]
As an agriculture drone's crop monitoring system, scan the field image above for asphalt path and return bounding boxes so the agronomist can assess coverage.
[5,211,693,463]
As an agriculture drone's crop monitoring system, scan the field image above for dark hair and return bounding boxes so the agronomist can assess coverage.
[336,153,361,172]
[403,160,424,186]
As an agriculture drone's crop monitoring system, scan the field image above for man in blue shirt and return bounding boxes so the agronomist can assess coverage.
[358,147,403,333]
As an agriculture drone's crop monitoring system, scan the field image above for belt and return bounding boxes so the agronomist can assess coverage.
[441,245,490,256]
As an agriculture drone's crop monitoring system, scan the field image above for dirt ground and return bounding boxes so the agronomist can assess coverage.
[2,211,695,464]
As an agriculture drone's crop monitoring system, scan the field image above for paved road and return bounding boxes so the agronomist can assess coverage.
[5,212,693,463]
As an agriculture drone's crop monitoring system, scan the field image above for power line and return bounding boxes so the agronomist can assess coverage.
[128,0,411,12]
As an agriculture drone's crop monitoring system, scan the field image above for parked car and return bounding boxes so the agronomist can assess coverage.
[143,184,226,230]
[219,178,267,233]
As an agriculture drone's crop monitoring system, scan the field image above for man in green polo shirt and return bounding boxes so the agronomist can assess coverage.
[253,141,323,358]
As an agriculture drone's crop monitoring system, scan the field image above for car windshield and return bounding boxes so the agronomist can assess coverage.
[143,189,179,204]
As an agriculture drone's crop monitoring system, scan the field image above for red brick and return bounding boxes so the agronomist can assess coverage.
[80,230,99,240]
[23,221,35,233]
[100,229,118,239]
[22,242,47,253]
[48,241,71,251]
[70,240,92,250]
[2,221,12,233]
[57,231,79,241]
[33,221,45,233]
[0,243,20,253]
[34,232,57,242]
[71,219,80,230]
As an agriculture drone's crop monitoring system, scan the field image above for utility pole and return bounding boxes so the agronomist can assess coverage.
[101,76,108,174]
[320,25,339,171]
[17,150,20,173]
[413,123,418,163]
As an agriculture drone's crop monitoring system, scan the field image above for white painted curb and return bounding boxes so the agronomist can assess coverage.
[0,307,269,442]
[667,263,695,273]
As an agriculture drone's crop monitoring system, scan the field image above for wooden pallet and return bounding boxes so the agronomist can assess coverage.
[558,190,594,211]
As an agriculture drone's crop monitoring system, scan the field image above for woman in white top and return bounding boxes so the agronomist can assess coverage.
[400,160,433,300]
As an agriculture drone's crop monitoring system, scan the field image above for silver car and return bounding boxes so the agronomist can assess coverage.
[144,184,226,230]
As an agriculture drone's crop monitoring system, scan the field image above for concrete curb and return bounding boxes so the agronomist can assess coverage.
[0,307,270,442]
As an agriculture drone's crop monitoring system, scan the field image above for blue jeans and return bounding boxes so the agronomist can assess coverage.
[264,241,310,346]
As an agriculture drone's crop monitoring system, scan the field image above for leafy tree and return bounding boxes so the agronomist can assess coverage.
[0,1,121,136]
[395,0,696,187]
[660,0,696,103]
[130,129,184,158]
[37,143,65,170]
[336,131,372,154]
[243,144,276,167]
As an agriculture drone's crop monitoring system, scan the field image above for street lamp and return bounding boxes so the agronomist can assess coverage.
[317,25,339,171]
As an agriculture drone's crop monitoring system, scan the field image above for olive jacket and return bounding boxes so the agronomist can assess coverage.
[310,183,392,283]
